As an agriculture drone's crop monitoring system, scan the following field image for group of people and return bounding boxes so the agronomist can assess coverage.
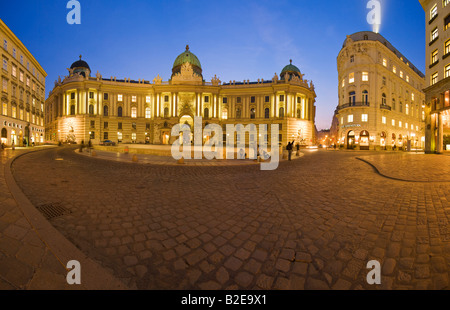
[286,140,300,161]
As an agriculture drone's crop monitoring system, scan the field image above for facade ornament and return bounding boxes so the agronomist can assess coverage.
[171,62,202,85]
[272,73,279,84]
[211,74,221,86]
[153,74,162,85]
[67,68,74,76]
[96,71,102,81]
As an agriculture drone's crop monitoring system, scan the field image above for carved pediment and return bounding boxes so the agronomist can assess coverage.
[153,74,162,85]
[171,62,202,85]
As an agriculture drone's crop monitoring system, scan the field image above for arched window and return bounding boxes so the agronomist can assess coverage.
[250,108,256,119]
[117,106,123,117]
[70,105,76,115]
[405,104,409,115]
[89,104,94,115]
[164,107,169,118]
[145,107,151,119]
[222,108,228,120]
[103,105,108,116]
[236,108,241,119]
[1,128,7,138]
[279,107,284,117]
[131,107,137,118]
[362,90,369,104]
[382,93,386,105]
[264,108,270,119]
[204,108,209,119]
[349,91,356,105]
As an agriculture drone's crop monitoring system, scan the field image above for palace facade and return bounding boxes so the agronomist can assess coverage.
[1,18,46,147]
[336,31,426,150]
[45,46,317,147]
[419,0,450,153]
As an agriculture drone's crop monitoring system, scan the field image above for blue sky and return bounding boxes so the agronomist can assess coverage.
[1,0,425,130]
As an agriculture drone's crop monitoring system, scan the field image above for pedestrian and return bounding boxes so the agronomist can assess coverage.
[287,140,294,161]
[1,142,4,150]
[295,143,300,156]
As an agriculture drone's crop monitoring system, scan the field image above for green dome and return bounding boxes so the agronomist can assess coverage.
[173,45,202,69]
[281,60,300,75]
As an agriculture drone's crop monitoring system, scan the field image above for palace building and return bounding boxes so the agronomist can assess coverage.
[419,0,450,153]
[336,31,426,150]
[1,18,46,147]
[45,46,317,147]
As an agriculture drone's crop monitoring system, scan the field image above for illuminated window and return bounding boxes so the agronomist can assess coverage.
[145,107,151,118]
[445,39,450,55]
[445,14,450,30]
[392,119,395,126]
[406,76,409,82]
[117,132,122,140]
[2,58,7,71]
[118,94,123,101]
[399,121,402,128]
[131,107,137,118]
[406,104,409,115]
[446,64,450,78]
[383,58,387,67]
[2,103,7,115]
[264,108,270,119]
[342,79,345,87]
[131,133,136,141]
[146,96,151,103]
[222,108,228,120]
[430,4,437,20]
[432,72,438,85]
[400,71,404,79]
[26,77,30,87]
[432,50,439,64]
[362,72,369,81]
[405,122,408,129]
[132,95,137,103]
[382,93,387,105]
[393,66,397,74]
[12,65,16,77]
[2,79,6,92]
[19,71,23,82]
[411,124,414,130]
[412,93,415,101]
[19,109,23,120]
[349,72,354,83]
[348,115,353,123]
[445,0,450,7]
[431,27,438,42]
[422,111,425,121]
[382,116,386,124]
[362,114,368,122]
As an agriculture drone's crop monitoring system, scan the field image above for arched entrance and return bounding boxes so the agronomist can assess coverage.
[380,132,386,149]
[392,133,396,149]
[11,129,17,146]
[1,128,7,145]
[347,130,355,149]
[179,115,194,145]
[360,130,370,150]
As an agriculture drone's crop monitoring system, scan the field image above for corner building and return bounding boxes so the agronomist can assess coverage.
[419,0,450,153]
[1,18,46,147]
[45,46,316,147]
[336,32,426,150]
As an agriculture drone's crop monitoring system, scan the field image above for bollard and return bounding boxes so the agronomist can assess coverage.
[132,155,138,162]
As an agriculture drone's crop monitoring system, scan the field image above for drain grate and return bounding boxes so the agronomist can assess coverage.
[36,203,71,219]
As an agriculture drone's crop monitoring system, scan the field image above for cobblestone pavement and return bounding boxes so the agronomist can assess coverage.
[0,147,68,289]
[11,147,450,290]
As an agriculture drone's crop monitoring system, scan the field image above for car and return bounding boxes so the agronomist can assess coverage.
[100,140,116,146]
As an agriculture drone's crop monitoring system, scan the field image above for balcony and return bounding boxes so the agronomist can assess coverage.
[336,102,370,111]
[380,104,392,111]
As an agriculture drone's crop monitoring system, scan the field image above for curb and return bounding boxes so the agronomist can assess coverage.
[5,146,129,290]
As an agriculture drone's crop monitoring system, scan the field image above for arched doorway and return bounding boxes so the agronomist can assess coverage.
[360,130,370,150]
[1,128,7,145]
[179,115,194,145]
[11,129,17,146]
[392,133,396,149]
[398,134,403,149]
[347,130,355,149]
[380,132,386,149]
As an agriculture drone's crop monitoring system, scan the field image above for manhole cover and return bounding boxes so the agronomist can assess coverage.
[36,203,71,219]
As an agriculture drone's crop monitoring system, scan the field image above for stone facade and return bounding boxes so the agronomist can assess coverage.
[0,18,46,147]
[336,31,426,150]
[45,47,316,147]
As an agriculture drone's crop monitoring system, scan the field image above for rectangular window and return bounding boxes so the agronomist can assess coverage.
[383,58,387,67]
[20,55,23,65]
[393,66,397,74]
[405,122,408,129]
[27,62,29,70]
[445,0,450,7]
[132,123,136,130]
[362,72,369,82]
[392,119,395,126]
[26,77,30,87]
[2,58,7,71]
[350,55,355,63]
[399,121,402,128]
[104,132,108,140]
[118,94,123,101]
[90,120,95,128]
[430,4,437,20]
[251,96,255,103]
[146,123,150,130]
[2,103,7,115]
[104,122,108,129]
[223,97,228,104]
[71,92,75,100]
[348,115,353,123]
[445,14,450,30]
[132,133,136,141]
[12,106,16,118]
[12,65,16,77]
[19,71,23,82]
[89,92,94,99]
[446,39,450,55]
[412,93,415,101]
[2,79,7,92]
[361,114,368,122]
[131,107,137,118]
[236,97,241,104]
[132,95,137,102]
[204,96,209,103]
[382,116,386,124]
[19,109,23,120]
[3,39,7,50]
[446,64,450,78]
[118,122,122,130]
[103,93,108,100]
[349,72,354,83]
[279,95,284,102]
[431,27,438,42]
[341,79,345,87]
[432,49,439,64]
[164,95,169,102]
[146,96,151,103]
[400,71,404,79]
[432,72,438,85]
[406,76,409,82]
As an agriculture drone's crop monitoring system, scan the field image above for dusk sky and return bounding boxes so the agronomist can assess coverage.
[1,0,426,130]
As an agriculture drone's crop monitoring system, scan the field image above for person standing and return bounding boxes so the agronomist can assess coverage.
[287,140,294,161]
